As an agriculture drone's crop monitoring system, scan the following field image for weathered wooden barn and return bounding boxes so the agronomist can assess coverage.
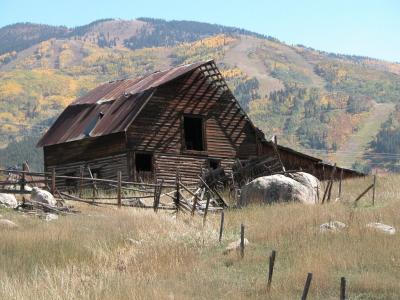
[37,60,362,189]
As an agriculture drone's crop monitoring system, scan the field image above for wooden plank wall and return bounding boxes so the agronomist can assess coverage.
[154,154,236,185]
[261,144,317,172]
[44,133,126,167]
[46,153,129,191]
[261,143,363,180]
[126,66,260,168]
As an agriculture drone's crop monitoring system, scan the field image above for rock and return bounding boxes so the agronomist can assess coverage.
[320,221,346,232]
[0,193,18,208]
[31,187,57,206]
[3,184,32,191]
[239,172,320,206]
[39,213,59,222]
[125,238,142,245]
[0,219,18,229]
[290,172,320,193]
[223,238,249,254]
[366,223,396,235]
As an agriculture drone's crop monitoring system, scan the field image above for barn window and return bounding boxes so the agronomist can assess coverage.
[135,153,153,172]
[208,158,221,170]
[183,116,204,151]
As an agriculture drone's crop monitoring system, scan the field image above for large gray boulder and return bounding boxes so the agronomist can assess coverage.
[0,193,18,208]
[31,187,57,206]
[239,172,320,206]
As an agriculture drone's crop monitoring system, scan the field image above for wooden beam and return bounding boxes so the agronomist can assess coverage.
[117,171,122,207]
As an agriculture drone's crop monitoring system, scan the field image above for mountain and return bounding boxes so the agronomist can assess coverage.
[0,18,399,172]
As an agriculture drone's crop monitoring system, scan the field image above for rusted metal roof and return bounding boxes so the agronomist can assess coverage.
[37,60,211,147]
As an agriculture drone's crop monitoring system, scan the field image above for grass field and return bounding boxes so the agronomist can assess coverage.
[0,174,399,299]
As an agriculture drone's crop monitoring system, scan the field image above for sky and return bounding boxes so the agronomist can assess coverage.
[1,0,399,62]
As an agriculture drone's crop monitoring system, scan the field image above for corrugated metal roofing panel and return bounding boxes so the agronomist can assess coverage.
[37,60,212,147]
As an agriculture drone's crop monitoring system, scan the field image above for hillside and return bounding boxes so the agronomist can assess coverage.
[0,18,399,171]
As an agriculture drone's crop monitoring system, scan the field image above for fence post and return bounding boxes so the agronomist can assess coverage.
[340,277,346,300]
[175,172,180,213]
[354,184,374,206]
[21,162,27,191]
[117,171,122,207]
[327,164,336,202]
[79,166,84,197]
[92,173,97,202]
[372,174,376,206]
[301,273,313,300]
[51,168,56,195]
[153,179,163,213]
[240,224,245,258]
[219,210,225,242]
[267,250,276,291]
[338,168,343,198]
[202,192,211,226]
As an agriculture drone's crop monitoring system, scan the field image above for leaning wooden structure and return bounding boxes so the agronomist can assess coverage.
[37,60,363,190]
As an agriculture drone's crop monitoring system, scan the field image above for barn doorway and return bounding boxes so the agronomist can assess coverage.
[135,153,153,181]
[183,116,204,151]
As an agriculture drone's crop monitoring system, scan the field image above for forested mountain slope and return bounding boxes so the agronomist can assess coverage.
[0,18,399,171]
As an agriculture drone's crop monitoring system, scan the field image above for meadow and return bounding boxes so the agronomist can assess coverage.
[0,174,399,299]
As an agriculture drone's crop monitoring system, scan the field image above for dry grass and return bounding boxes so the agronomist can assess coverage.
[1,174,400,299]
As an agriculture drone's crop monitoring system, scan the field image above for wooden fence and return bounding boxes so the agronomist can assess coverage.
[0,165,226,216]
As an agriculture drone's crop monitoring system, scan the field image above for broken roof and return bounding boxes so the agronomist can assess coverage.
[37,60,210,147]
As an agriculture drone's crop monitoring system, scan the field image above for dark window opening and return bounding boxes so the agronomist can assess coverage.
[91,168,101,179]
[135,153,153,172]
[183,116,204,151]
[208,158,221,170]
[65,172,77,187]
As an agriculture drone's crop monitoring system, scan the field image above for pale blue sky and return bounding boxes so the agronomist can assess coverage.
[1,0,399,62]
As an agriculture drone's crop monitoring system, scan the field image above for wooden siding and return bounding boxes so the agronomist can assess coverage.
[126,68,259,160]
[44,133,126,167]
[261,144,317,172]
[153,153,235,184]
[261,143,363,180]
[46,153,129,190]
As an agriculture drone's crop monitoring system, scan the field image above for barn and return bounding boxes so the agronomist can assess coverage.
[37,60,362,189]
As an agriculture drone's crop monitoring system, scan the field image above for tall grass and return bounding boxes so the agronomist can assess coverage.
[0,174,399,299]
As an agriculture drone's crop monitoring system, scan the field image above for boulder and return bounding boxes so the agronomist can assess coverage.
[31,187,57,206]
[366,223,396,235]
[0,219,18,229]
[0,193,18,208]
[239,172,320,206]
[320,221,346,232]
[39,213,59,222]
[290,172,320,193]
[223,238,249,254]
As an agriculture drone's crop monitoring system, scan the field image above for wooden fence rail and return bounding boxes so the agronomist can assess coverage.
[0,168,177,188]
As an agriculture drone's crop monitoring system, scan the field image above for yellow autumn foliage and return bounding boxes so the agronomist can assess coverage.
[0,82,23,98]
[0,112,17,122]
[220,68,245,79]
[191,34,236,48]
[0,124,19,133]
[59,43,74,69]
